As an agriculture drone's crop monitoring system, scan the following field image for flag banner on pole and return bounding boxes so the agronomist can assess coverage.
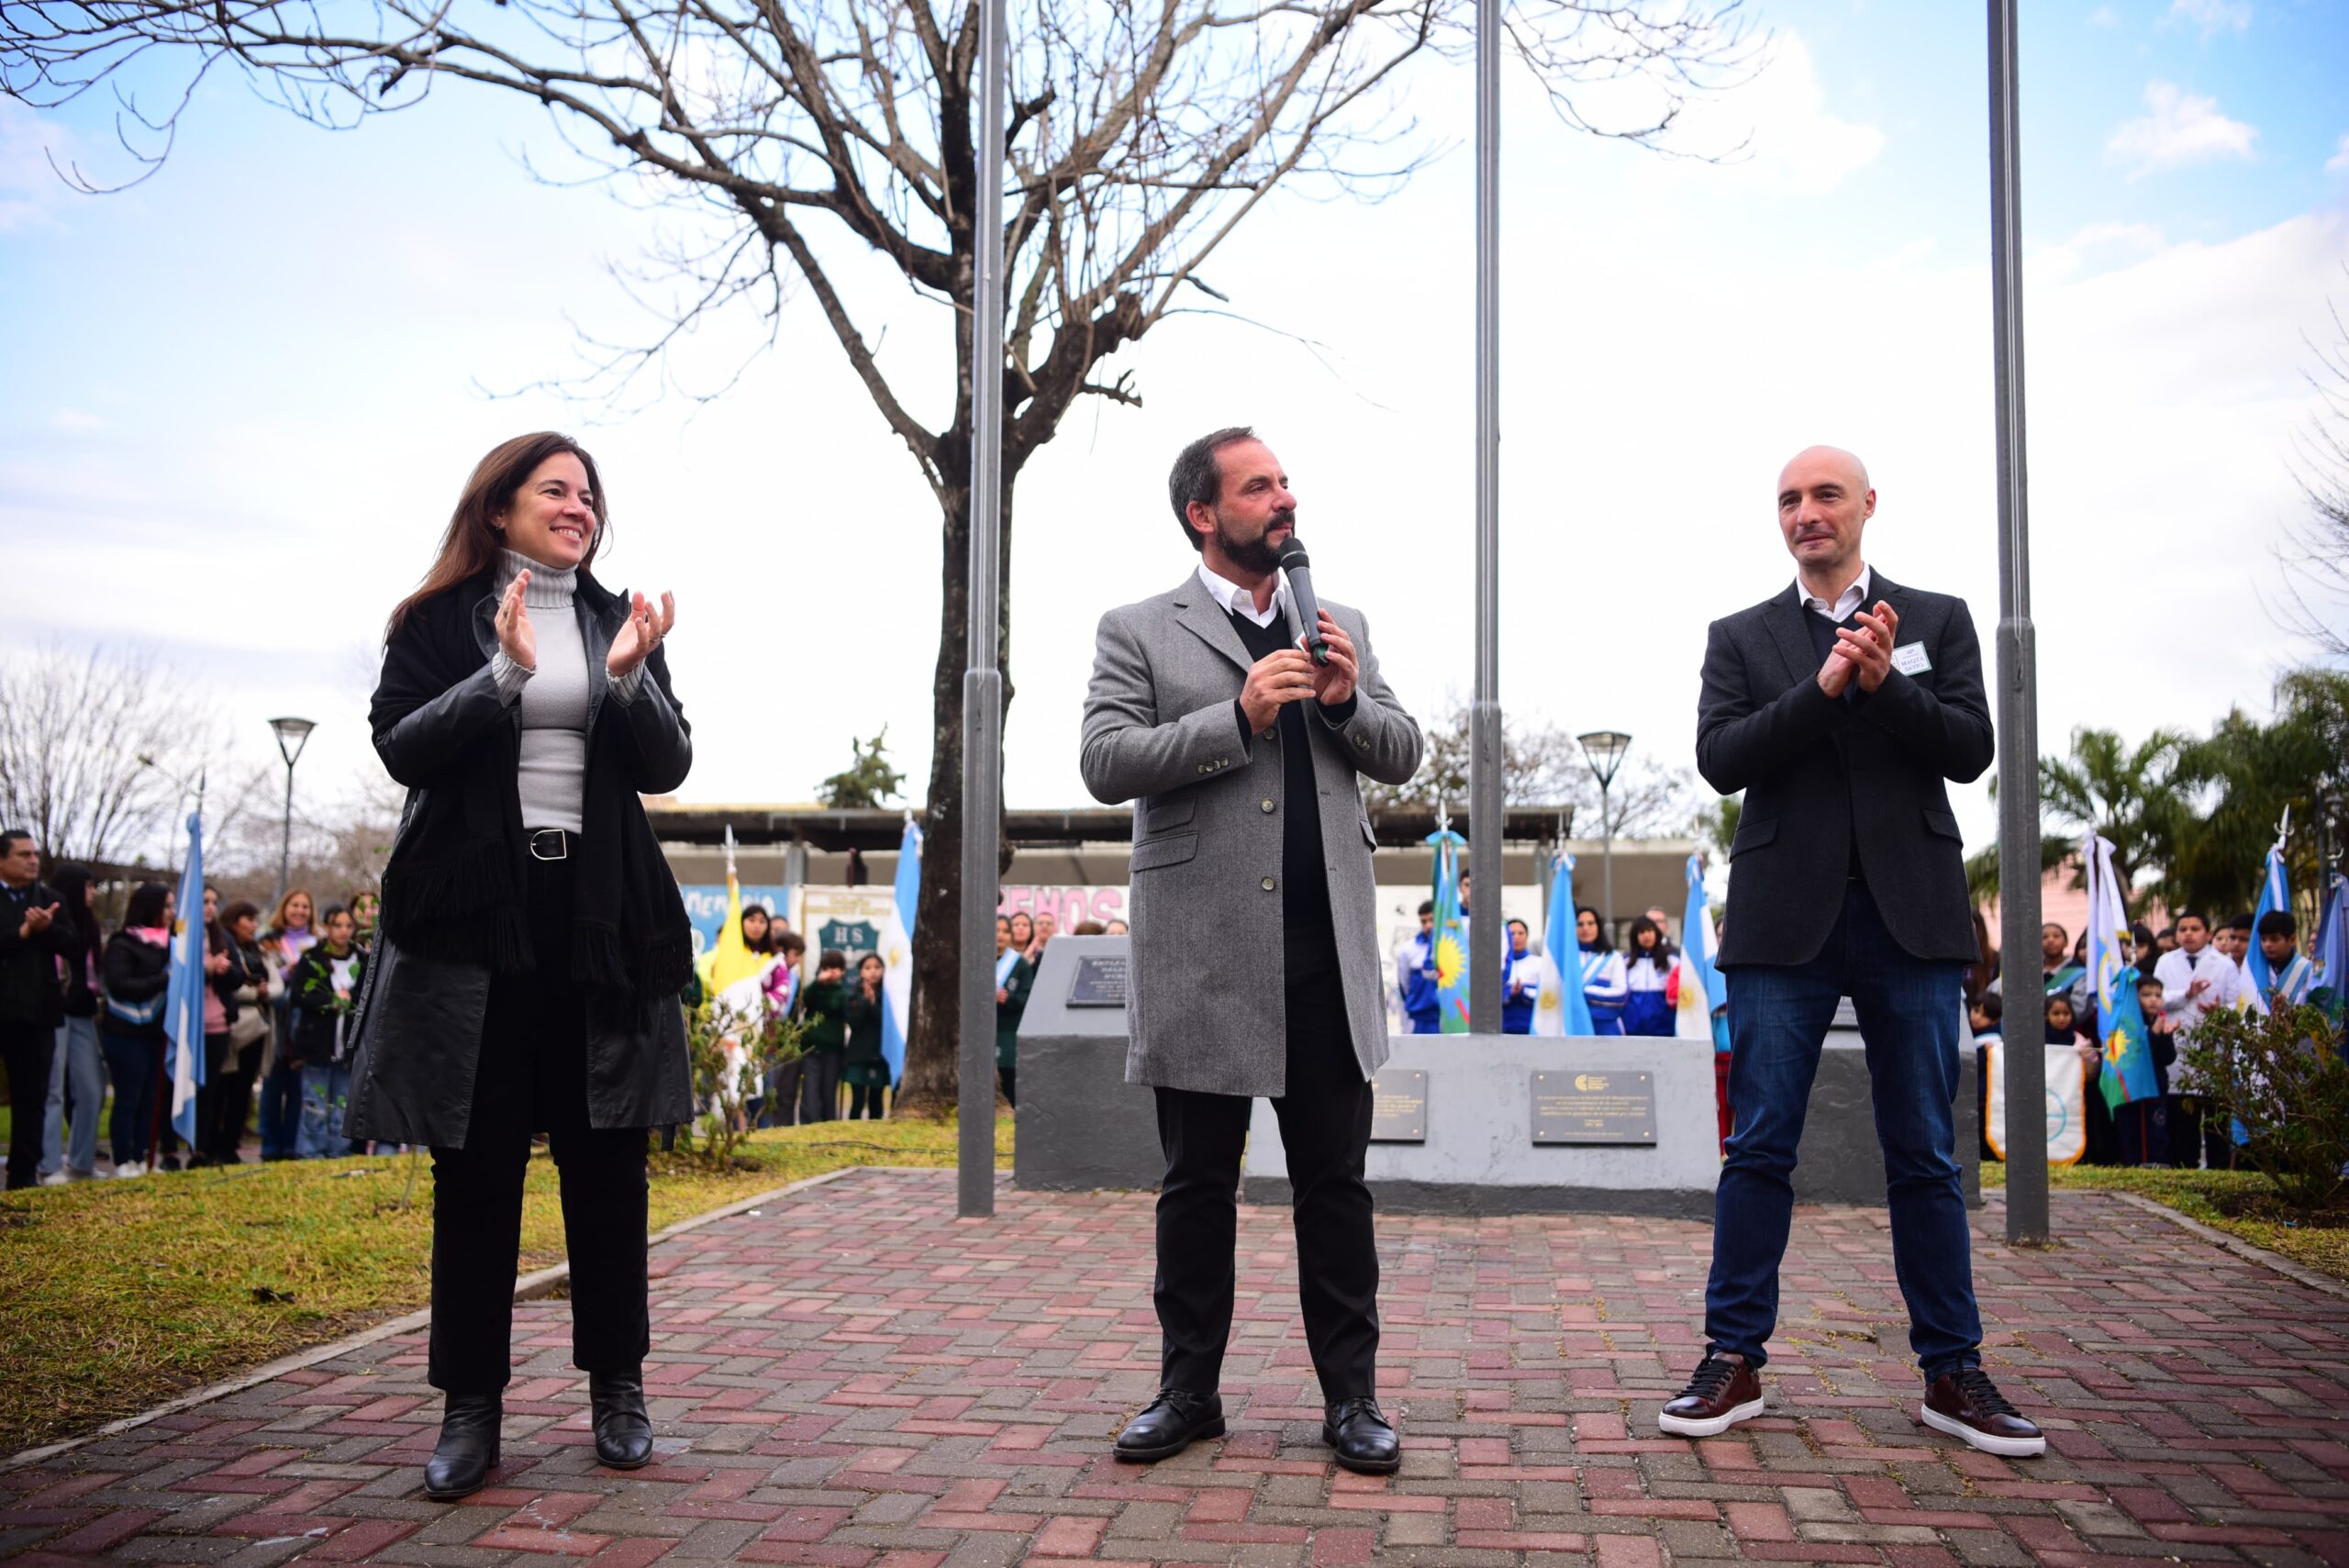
[702,825,765,995]
[1675,853,1727,1040]
[1425,827,1470,1033]
[1533,851,1593,1037]
[878,817,921,1082]
[2243,845,2291,1010]
[2084,829,2160,1110]
[2311,872,2349,1044]
[163,808,207,1147]
[1983,1037,2087,1165]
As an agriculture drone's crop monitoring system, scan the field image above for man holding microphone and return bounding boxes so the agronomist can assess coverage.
[1081,427,1422,1473]
[1662,446,2049,1457]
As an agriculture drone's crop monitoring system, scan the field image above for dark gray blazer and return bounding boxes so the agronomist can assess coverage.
[1080,574,1422,1096]
[1697,570,1993,969]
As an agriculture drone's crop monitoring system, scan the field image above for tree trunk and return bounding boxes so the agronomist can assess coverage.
[895,454,1017,1118]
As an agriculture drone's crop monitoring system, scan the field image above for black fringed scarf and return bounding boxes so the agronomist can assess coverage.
[372,569,692,1006]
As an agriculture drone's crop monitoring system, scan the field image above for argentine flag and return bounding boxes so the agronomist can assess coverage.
[1675,853,1727,1040]
[2243,845,2290,1008]
[2311,872,2349,1044]
[878,818,922,1082]
[1533,852,1593,1037]
[162,808,208,1146]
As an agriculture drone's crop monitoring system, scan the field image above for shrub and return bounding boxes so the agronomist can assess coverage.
[680,995,806,1171]
[2179,1000,2349,1212]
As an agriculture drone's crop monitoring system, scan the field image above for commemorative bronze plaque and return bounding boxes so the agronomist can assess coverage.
[1064,953,1130,1008]
[1531,1070,1658,1145]
[1368,1070,1429,1143]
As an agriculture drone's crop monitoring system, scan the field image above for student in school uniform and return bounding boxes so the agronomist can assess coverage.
[1575,907,1629,1035]
[2152,911,2245,1169]
[1501,919,1538,1035]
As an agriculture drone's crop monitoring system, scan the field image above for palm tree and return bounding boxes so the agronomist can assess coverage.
[1970,726,2186,916]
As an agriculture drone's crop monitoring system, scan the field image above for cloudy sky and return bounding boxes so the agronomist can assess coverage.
[5,0,2346,862]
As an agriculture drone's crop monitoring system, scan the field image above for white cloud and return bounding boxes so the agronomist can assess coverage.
[50,410,105,435]
[2087,6,2121,26]
[2328,132,2349,174]
[2165,0,2253,38]
[2035,220,2166,280]
[0,98,72,233]
[1646,31,1885,195]
[2106,81,2258,177]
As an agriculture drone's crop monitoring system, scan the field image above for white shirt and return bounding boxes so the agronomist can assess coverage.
[1797,563,1874,622]
[2153,944,2245,1088]
[1196,562,1290,629]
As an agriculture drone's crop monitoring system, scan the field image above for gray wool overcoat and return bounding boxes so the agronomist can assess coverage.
[1080,573,1423,1098]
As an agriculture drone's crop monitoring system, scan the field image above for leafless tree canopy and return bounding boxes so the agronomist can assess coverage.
[2274,291,2349,659]
[0,640,268,868]
[2,0,1753,1107]
[1367,695,1702,839]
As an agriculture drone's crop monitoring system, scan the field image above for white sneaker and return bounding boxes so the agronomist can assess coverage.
[115,1161,146,1179]
[38,1170,68,1187]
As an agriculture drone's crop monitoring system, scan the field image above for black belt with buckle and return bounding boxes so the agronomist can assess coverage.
[528,828,571,862]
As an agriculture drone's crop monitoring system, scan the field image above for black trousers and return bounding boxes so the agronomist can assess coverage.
[1152,929,1378,1403]
[800,1051,842,1123]
[2,1021,55,1190]
[429,854,650,1394]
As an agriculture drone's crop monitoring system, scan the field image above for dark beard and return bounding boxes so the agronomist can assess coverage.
[1219,506,1294,575]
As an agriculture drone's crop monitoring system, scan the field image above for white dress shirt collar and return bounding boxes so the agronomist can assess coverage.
[1796,562,1872,622]
[1196,561,1289,629]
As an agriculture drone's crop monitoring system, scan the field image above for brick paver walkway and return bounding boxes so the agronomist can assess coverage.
[6,1169,2345,1566]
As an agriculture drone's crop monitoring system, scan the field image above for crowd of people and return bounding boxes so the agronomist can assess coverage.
[0,827,392,1188]
[1967,907,2317,1171]
[1394,878,1693,1039]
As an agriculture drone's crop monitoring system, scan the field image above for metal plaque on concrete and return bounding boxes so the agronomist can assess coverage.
[1065,953,1129,1008]
[1368,1070,1429,1143]
[1531,1071,1657,1146]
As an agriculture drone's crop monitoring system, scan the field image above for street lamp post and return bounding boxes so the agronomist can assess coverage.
[269,717,316,909]
[1576,730,1631,945]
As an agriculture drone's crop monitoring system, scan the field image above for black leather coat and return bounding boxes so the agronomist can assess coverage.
[345,568,695,1146]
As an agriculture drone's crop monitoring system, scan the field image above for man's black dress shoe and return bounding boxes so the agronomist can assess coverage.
[423,1391,502,1500]
[1323,1396,1399,1474]
[589,1371,656,1470]
[1114,1389,1226,1462]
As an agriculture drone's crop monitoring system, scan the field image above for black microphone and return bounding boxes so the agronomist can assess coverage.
[1276,535,1331,665]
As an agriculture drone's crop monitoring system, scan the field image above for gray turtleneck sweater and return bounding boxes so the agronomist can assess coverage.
[489,550,642,835]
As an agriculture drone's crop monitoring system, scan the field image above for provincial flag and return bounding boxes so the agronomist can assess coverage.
[162,807,208,1146]
[1425,827,1470,1033]
[2084,829,2159,1109]
[878,817,921,1082]
[2310,872,2349,1044]
[1675,853,1726,1040]
[1533,851,1593,1037]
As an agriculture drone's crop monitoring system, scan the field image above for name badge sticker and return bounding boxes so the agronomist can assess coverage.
[1892,641,1932,676]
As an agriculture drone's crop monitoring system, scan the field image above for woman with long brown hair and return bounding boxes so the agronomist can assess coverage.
[345,431,695,1500]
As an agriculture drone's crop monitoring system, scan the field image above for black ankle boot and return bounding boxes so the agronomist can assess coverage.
[424,1391,502,1500]
[589,1371,654,1470]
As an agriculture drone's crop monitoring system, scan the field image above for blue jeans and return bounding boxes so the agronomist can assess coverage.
[259,1063,304,1158]
[41,1016,105,1175]
[296,1064,354,1158]
[100,1030,161,1168]
[1708,880,1982,1382]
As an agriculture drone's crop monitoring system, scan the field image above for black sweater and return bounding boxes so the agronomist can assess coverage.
[98,930,172,1043]
[1227,609,1339,944]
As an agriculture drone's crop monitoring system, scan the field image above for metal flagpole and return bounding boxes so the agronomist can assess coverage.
[957,0,1008,1219]
[1987,0,2047,1243]
[1467,0,1503,1033]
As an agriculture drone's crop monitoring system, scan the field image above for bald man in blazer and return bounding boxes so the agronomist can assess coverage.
[1658,446,2051,1459]
[1081,426,1421,1473]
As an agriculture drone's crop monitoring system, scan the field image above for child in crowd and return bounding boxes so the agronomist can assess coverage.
[2112,974,2176,1167]
[285,904,366,1159]
[796,950,851,1124]
[2248,910,2314,1014]
[1969,991,2002,1162]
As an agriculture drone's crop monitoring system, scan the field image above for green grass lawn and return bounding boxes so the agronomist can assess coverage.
[1981,1161,2349,1283]
[0,1116,1011,1456]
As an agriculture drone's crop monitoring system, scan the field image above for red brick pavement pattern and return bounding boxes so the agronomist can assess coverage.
[4,1173,2344,1566]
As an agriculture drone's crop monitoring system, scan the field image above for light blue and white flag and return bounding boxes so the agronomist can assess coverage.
[2085,828,2160,1109]
[878,817,922,1083]
[2243,843,2291,1007]
[2310,872,2349,1044]
[1675,853,1727,1040]
[1533,852,1593,1037]
[162,807,208,1146]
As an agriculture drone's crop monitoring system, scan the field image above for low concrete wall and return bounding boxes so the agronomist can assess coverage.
[1014,939,1981,1214]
